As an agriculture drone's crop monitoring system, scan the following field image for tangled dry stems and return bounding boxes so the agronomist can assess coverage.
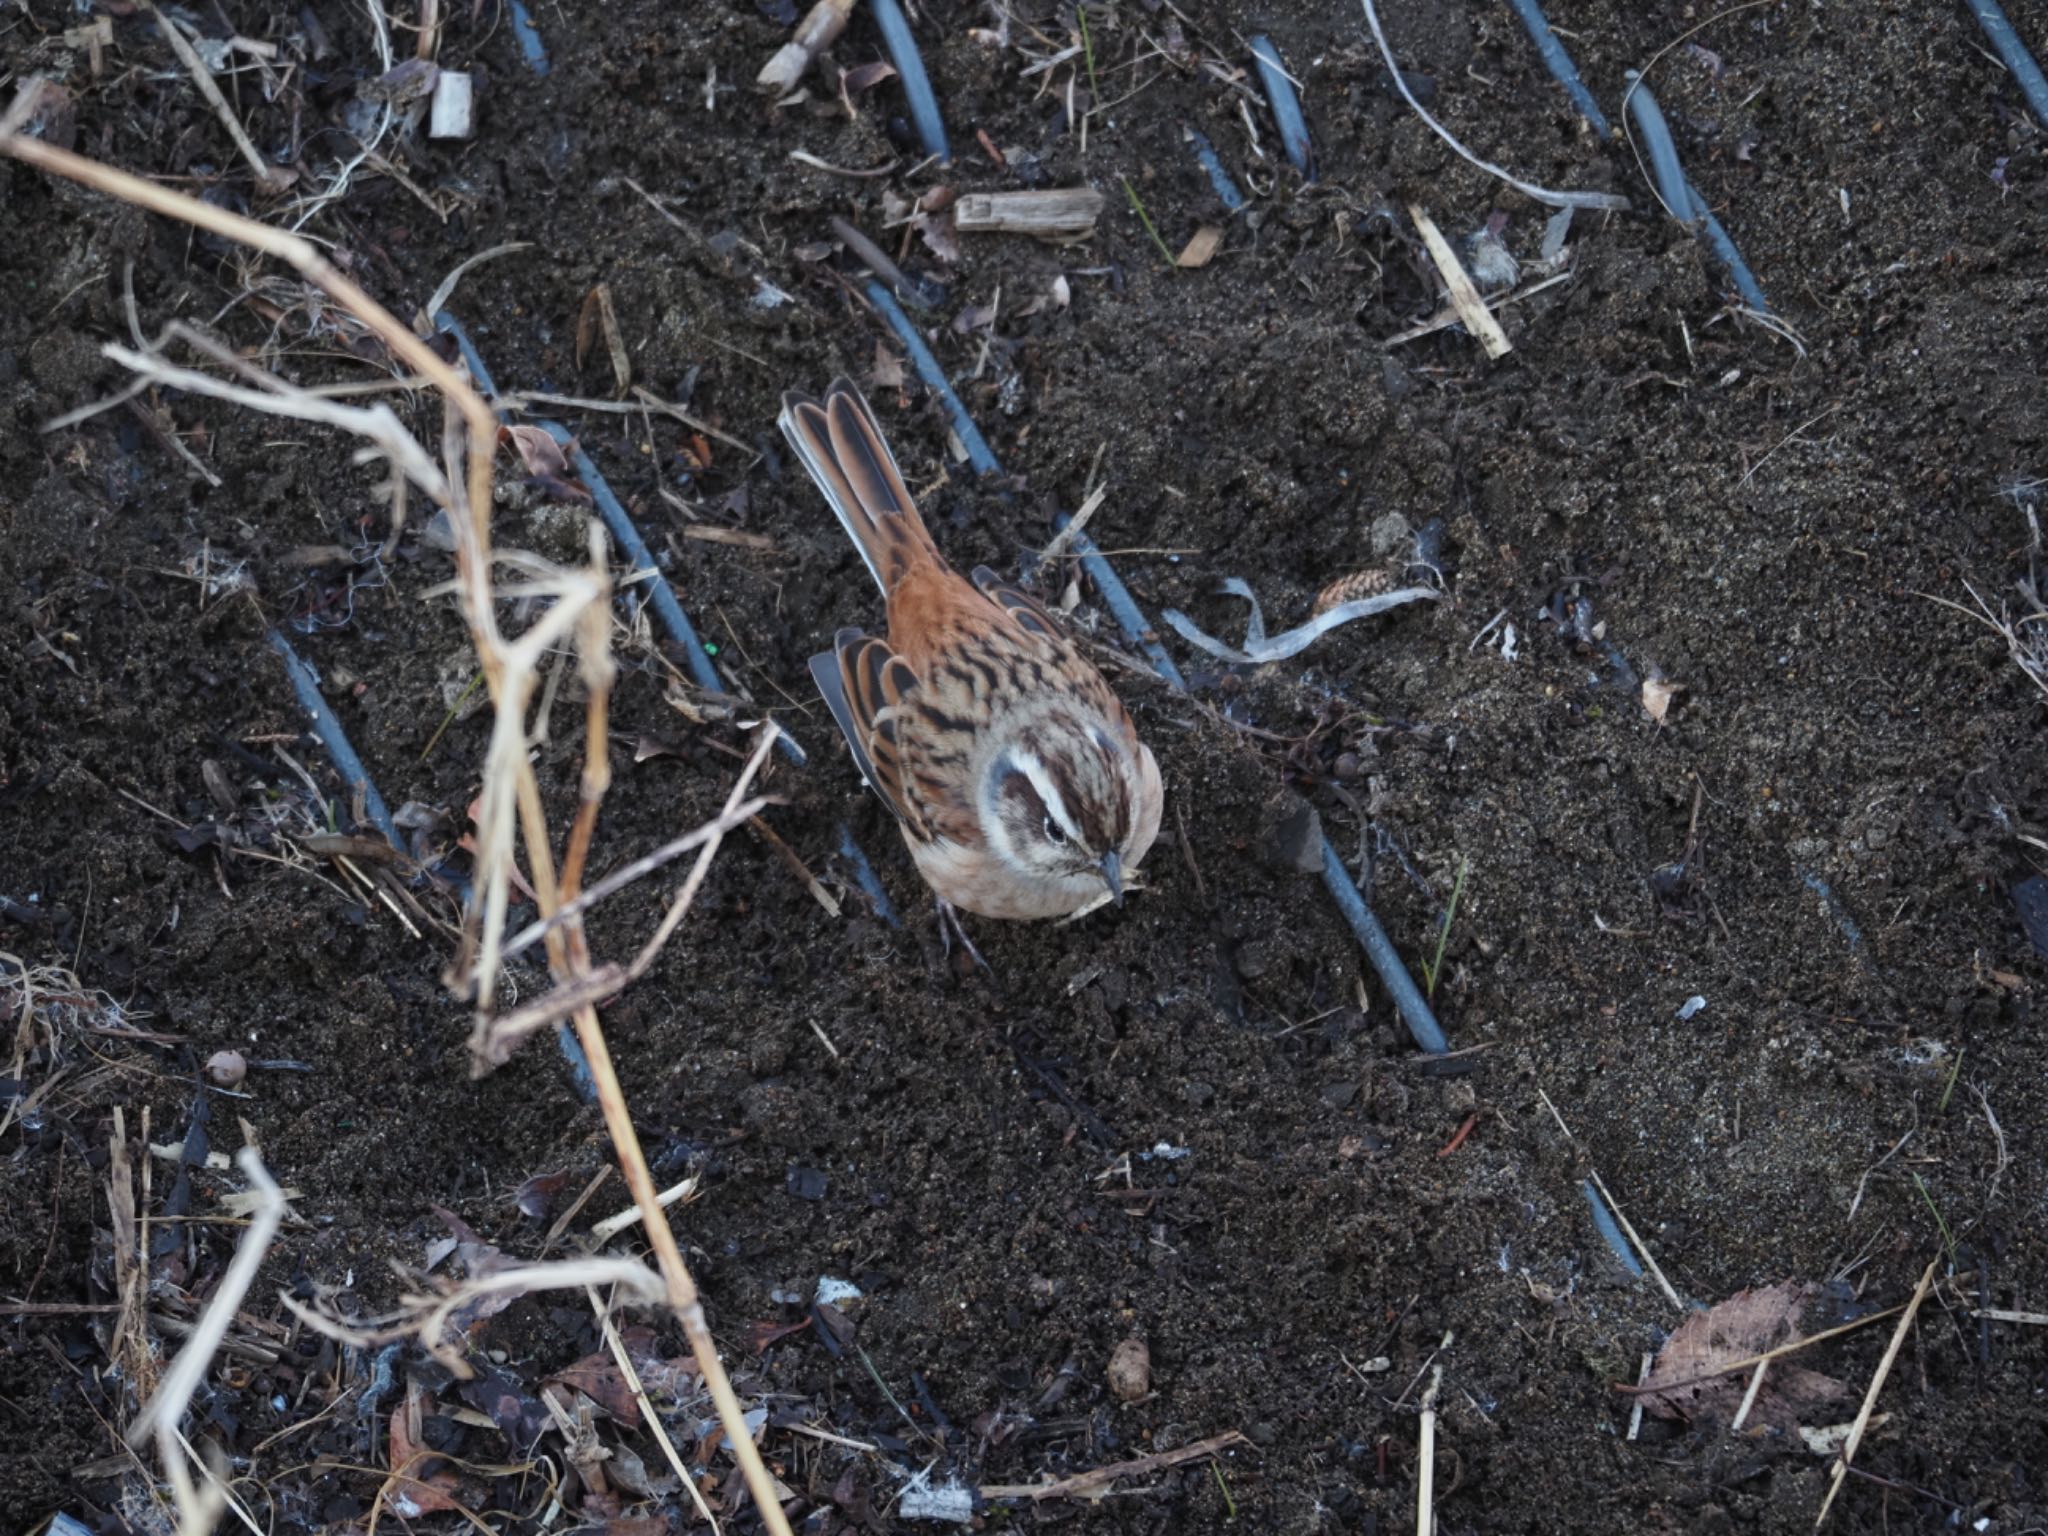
[2,79,797,1536]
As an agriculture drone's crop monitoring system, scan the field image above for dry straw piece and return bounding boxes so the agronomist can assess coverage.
[1,80,796,1536]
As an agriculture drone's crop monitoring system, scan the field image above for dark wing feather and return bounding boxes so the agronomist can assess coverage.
[812,628,932,840]
[969,565,1065,642]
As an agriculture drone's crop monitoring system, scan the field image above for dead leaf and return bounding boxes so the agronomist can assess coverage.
[870,340,908,391]
[497,424,592,504]
[1176,225,1224,269]
[387,1392,463,1517]
[1642,675,1685,723]
[1640,1283,1847,1431]
[915,207,961,265]
[839,59,896,93]
[547,1353,641,1428]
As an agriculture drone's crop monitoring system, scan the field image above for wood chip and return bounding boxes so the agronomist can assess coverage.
[955,188,1105,240]
[1407,203,1511,360]
[1176,224,1224,268]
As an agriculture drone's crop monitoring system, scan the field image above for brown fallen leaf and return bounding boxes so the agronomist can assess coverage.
[548,1352,641,1428]
[497,424,592,504]
[1640,1282,1846,1431]
[386,1389,463,1517]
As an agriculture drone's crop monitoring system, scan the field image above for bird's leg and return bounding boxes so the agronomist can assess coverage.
[934,897,994,979]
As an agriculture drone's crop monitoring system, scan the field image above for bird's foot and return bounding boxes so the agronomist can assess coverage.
[935,898,995,980]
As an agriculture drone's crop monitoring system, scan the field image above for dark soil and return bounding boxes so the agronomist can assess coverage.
[4,0,2047,1531]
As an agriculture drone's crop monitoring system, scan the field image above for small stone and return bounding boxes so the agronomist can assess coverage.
[1368,512,1414,560]
[1184,1079,1215,1108]
[1261,794,1325,874]
[205,1050,247,1087]
[1321,1081,1359,1109]
[1333,752,1362,781]
[785,1166,828,1201]
[1234,942,1272,981]
[1106,1337,1150,1402]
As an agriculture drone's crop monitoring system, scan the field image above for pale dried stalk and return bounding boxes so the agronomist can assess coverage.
[127,1148,287,1536]
[1815,1259,1939,1528]
[2,103,796,1536]
[283,1255,667,1373]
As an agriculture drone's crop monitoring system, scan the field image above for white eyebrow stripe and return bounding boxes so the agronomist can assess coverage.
[1005,749,1085,846]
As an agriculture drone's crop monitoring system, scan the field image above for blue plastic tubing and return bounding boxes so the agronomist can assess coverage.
[506,0,550,75]
[267,629,402,847]
[1247,35,1315,178]
[1622,74,1771,314]
[1501,0,1612,135]
[1964,0,2048,127]
[837,823,903,928]
[1318,838,1451,1054]
[1581,1179,1645,1275]
[1187,127,1248,212]
[868,0,949,163]
[863,283,1001,475]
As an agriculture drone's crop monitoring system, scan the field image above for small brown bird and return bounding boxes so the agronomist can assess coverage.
[780,378,1162,934]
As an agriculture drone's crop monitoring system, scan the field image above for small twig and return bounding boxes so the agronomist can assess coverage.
[749,816,842,917]
[142,3,290,191]
[1815,1260,1939,1529]
[1416,1353,1447,1536]
[1039,484,1108,562]
[1536,1087,1685,1311]
[129,1149,286,1536]
[1625,1352,1652,1441]
[586,1283,721,1532]
[980,1429,1249,1502]
[1407,206,1511,360]
[1728,1358,1770,1432]
[589,1176,702,1244]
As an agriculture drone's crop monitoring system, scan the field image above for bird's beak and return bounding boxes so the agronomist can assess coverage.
[1098,851,1124,907]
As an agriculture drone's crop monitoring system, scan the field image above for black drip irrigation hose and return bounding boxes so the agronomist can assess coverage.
[268,632,580,1091]
[863,283,1001,476]
[868,0,950,164]
[1501,0,1611,136]
[1965,0,2048,126]
[267,628,402,849]
[1581,1179,1645,1277]
[1500,0,1770,314]
[837,823,903,928]
[1186,127,1248,213]
[871,283,1449,1051]
[1248,35,1315,179]
[505,0,550,76]
[1622,74,1770,314]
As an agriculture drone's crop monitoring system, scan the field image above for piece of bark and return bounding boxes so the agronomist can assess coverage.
[954,188,1104,240]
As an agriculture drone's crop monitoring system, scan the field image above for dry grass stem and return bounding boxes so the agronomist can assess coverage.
[127,1148,287,1536]
[1,108,797,1535]
[1407,204,1512,360]
[590,1175,702,1243]
[1535,1087,1686,1312]
[283,1255,666,1375]
[1815,1260,1938,1528]
[1416,1360,1445,1536]
[141,2,291,191]
[979,1428,1249,1501]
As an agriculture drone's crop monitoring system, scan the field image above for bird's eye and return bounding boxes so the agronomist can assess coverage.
[1042,815,1068,846]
